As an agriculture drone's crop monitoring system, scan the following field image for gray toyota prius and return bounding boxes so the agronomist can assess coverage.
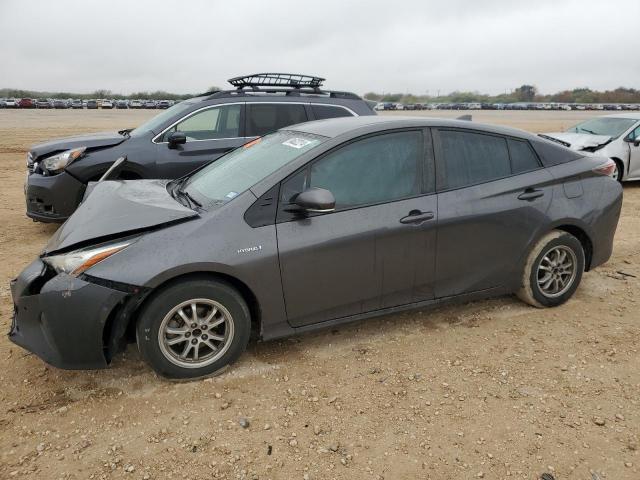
[10,117,622,379]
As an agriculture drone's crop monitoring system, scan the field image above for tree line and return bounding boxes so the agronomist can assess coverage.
[3,85,639,104]
[364,85,640,104]
[0,86,221,100]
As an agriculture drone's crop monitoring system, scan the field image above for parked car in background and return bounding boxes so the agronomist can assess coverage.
[35,98,52,109]
[4,98,19,108]
[144,99,157,109]
[19,98,35,108]
[129,99,143,109]
[53,99,68,109]
[157,100,171,109]
[0,99,6,108]
[22,73,376,222]
[71,99,83,109]
[86,99,98,109]
[102,100,114,109]
[542,113,640,182]
[116,100,128,109]
[10,116,622,378]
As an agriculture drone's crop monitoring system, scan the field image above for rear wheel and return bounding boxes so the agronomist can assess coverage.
[517,230,585,308]
[136,279,251,379]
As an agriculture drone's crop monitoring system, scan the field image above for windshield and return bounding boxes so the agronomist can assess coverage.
[567,117,636,138]
[183,131,325,208]
[129,101,192,137]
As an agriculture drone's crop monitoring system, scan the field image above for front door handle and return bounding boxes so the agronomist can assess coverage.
[518,189,544,201]
[399,210,435,224]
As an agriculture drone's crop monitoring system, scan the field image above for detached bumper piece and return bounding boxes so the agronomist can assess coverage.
[9,259,130,369]
[25,172,85,222]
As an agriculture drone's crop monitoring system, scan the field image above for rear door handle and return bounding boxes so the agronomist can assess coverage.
[518,189,544,201]
[399,210,435,224]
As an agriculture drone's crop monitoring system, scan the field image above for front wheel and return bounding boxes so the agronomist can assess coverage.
[611,160,623,182]
[517,230,585,308]
[136,279,251,379]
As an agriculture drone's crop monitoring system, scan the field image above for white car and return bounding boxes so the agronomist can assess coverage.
[542,113,640,181]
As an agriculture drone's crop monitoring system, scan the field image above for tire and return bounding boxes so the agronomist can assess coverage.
[136,278,251,379]
[517,230,585,308]
[611,159,623,183]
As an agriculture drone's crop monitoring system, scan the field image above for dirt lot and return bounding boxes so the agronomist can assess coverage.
[0,110,638,480]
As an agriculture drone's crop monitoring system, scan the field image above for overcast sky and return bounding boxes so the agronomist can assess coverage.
[1,0,638,96]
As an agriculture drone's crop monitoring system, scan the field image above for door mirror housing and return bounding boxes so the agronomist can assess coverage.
[167,131,187,148]
[624,135,640,147]
[293,187,336,214]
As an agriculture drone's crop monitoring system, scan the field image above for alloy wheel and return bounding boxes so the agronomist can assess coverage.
[536,246,577,298]
[158,299,234,368]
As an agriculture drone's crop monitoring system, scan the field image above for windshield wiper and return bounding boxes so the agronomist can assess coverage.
[118,128,133,137]
[181,190,202,208]
[580,127,597,135]
[170,177,202,209]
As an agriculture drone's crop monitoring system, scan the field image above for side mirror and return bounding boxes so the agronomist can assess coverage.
[167,131,186,148]
[624,135,640,147]
[293,187,335,214]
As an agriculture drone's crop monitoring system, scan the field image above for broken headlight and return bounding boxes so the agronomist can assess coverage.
[43,238,135,277]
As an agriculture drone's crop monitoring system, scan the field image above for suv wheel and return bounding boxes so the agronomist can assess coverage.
[136,279,251,379]
[517,230,585,308]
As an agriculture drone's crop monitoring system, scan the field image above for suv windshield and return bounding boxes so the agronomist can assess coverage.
[183,131,325,208]
[129,101,193,137]
[567,117,636,138]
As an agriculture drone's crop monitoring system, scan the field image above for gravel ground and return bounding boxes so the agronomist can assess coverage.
[0,109,638,480]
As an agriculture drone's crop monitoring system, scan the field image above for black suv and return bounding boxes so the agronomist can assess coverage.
[25,73,376,222]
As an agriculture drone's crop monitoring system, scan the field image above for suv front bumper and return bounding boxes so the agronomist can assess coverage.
[25,171,86,222]
[9,259,129,369]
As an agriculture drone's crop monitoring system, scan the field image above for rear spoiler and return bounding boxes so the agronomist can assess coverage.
[537,134,571,148]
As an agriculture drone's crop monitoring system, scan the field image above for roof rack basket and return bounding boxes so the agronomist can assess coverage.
[227,73,326,90]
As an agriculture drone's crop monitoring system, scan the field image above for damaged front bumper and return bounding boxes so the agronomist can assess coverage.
[9,259,146,370]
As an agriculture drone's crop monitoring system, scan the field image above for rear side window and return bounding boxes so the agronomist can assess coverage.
[507,138,541,174]
[438,130,510,189]
[311,104,354,120]
[246,104,307,137]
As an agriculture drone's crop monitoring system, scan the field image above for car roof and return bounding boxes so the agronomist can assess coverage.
[285,115,540,141]
[602,112,640,120]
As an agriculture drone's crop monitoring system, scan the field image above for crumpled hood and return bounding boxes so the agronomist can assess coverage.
[30,131,127,158]
[43,180,198,255]
[542,132,612,151]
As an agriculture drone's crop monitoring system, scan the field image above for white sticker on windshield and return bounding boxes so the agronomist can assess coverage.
[282,137,315,149]
[225,191,239,199]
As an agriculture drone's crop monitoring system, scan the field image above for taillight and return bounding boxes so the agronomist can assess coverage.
[593,159,616,177]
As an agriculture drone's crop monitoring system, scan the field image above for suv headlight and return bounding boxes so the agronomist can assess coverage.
[43,238,134,276]
[42,147,86,173]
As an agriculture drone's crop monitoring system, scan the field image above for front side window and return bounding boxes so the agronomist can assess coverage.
[246,104,307,137]
[183,131,325,208]
[311,104,354,120]
[162,104,241,141]
[439,130,511,189]
[282,131,422,210]
[629,124,640,141]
